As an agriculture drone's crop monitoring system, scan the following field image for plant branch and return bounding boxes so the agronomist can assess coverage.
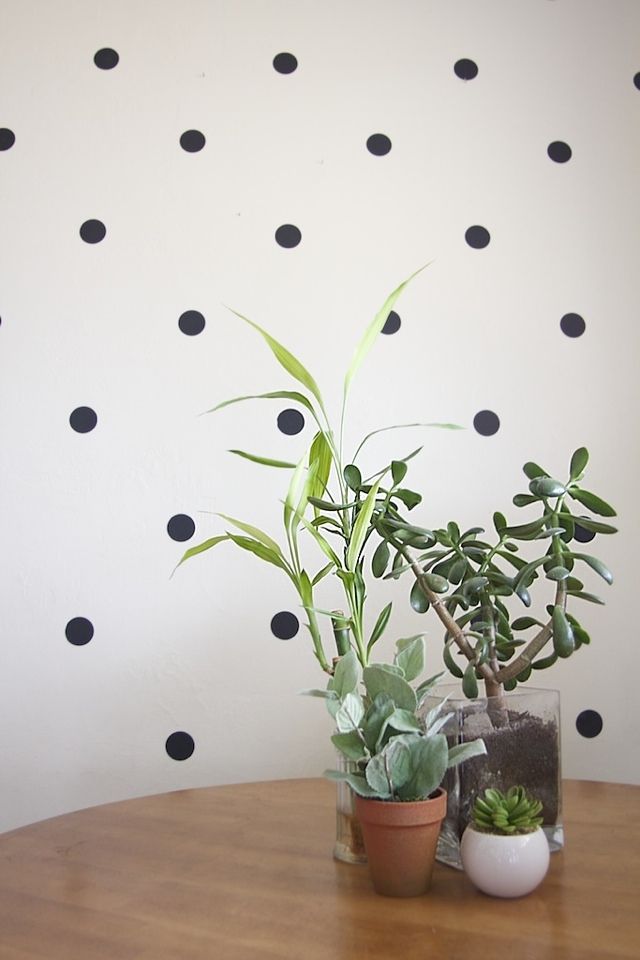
[495,579,567,683]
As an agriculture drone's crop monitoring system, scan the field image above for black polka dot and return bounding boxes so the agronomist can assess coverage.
[465,225,490,249]
[70,406,97,433]
[179,310,205,336]
[473,410,500,436]
[560,313,585,338]
[80,219,106,244]
[454,59,478,80]
[366,133,392,156]
[574,519,596,544]
[65,617,94,646]
[576,709,603,738]
[277,408,305,435]
[167,514,195,542]
[166,731,195,760]
[270,611,300,640]
[547,141,572,163]
[633,72,640,90]
[273,52,298,74]
[180,130,206,153]
[275,224,301,248]
[0,128,15,151]
[382,311,401,335]
[94,48,119,70]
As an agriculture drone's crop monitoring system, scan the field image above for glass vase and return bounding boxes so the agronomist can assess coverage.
[424,685,563,870]
[333,754,367,864]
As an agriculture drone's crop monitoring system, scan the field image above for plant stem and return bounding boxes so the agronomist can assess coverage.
[495,580,566,683]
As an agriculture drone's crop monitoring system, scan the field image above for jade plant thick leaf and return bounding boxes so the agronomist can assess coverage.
[316,641,486,801]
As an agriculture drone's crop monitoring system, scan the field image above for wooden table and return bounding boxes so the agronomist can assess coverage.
[0,779,638,959]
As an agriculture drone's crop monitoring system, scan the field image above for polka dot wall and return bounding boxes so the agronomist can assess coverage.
[1,0,639,832]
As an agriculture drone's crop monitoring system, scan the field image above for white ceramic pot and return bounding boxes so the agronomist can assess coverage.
[461,825,550,898]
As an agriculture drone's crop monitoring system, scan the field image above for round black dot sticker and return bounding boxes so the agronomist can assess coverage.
[167,514,195,542]
[277,409,305,435]
[560,313,585,338]
[382,311,401,335]
[454,59,478,80]
[65,617,94,646]
[633,72,640,91]
[270,611,300,640]
[574,520,596,544]
[180,130,206,153]
[94,48,119,70]
[70,407,97,433]
[0,128,16,151]
[465,225,490,249]
[548,141,572,163]
[275,224,301,248]
[366,133,392,156]
[473,410,500,436]
[273,52,298,74]
[166,731,195,760]
[179,310,205,336]
[576,709,603,739]
[80,219,106,244]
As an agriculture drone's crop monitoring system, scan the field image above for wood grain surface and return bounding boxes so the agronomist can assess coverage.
[0,779,638,959]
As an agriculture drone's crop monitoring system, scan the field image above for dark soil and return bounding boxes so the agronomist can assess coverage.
[448,707,560,837]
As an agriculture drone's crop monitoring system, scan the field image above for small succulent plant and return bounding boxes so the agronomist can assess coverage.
[472,786,543,835]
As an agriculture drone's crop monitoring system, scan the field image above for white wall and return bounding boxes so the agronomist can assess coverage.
[1,0,638,833]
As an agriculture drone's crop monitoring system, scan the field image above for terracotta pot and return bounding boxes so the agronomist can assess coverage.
[354,788,447,897]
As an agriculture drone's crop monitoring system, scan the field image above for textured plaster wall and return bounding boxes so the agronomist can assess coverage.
[1,0,639,833]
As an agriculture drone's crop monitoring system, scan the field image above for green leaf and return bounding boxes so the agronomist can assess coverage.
[368,602,393,652]
[335,692,365,733]
[323,769,381,798]
[331,731,368,761]
[226,532,288,571]
[216,514,282,556]
[311,561,335,586]
[308,432,333,504]
[204,389,317,419]
[346,480,382,571]
[284,454,308,532]
[333,649,359,699]
[512,493,539,507]
[343,264,430,399]
[531,652,558,670]
[228,449,296,468]
[361,692,395,752]
[565,515,618,535]
[567,590,604,604]
[410,580,430,613]
[569,553,614,584]
[552,606,575,658]
[226,306,325,409]
[352,422,462,462]
[173,534,230,573]
[462,662,479,698]
[396,735,448,801]
[296,512,342,567]
[392,488,422,510]
[493,512,507,535]
[387,709,422,735]
[502,519,546,540]
[568,488,617,517]
[307,497,353,512]
[546,566,570,581]
[394,635,425,682]
[529,477,566,498]
[343,464,362,491]
[371,539,390,578]
[523,461,549,480]
[443,641,464,679]
[363,665,417,712]
[447,738,487,769]
[391,460,408,486]
[512,616,544,630]
[570,447,589,480]
[424,573,449,594]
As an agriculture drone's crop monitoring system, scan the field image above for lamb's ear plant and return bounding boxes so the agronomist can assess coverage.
[370,448,617,697]
[472,786,544,835]
[175,265,462,674]
[315,640,487,801]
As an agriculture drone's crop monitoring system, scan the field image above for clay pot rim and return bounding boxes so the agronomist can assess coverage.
[355,787,447,826]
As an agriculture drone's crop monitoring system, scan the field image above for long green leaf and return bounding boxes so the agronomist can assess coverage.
[346,480,382,571]
[343,264,431,399]
[368,602,393,652]
[172,535,230,574]
[225,532,289,571]
[353,422,462,462]
[308,431,333,505]
[296,513,342,567]
[568,488,617,517]
[228,449,296,468]
[284,454,308,533]
[216,514,282,556]
[203,390,317,419]
[226,306,325,409]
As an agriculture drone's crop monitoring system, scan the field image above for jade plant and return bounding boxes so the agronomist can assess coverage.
[368,448,618,698]
[176,265,462,673]
[312,641,486,801]
[471,786,544,835]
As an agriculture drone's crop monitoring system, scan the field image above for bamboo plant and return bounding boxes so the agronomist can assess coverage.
[176,264,461,673]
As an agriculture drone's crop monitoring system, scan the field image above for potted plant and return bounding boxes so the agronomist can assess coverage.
[175,266,463,859]
[310,641,486,896]
[461,786,550,897]
[366,448,617,866]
